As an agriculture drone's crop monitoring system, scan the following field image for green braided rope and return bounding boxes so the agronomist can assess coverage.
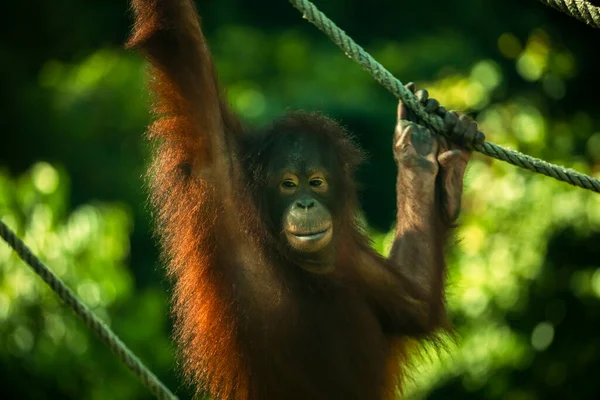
[0,220,178,400]
[538,0,600,28]
[288,0,600,193]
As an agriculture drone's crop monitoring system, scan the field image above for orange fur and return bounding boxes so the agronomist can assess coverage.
[128,1,451,399]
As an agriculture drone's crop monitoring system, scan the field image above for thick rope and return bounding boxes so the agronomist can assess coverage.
[0,220,178,400]
[538,0,600,28]
[288,0,600,193]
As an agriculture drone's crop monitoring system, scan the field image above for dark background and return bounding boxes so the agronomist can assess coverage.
[1,0,599,399]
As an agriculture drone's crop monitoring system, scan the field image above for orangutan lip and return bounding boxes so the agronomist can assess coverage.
[288,227,330,241]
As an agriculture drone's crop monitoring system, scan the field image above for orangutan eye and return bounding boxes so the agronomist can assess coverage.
[309,177,328,193]
[281,180,298,189]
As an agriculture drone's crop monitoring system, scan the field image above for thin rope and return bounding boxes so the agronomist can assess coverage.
[288,0,600,193]
[538,0,600,28]
[0,219,178,400]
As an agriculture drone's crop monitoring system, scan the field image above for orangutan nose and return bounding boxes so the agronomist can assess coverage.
[296,198,315,209]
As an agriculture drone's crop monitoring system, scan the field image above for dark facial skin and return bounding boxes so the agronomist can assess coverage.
[265,134,340,273]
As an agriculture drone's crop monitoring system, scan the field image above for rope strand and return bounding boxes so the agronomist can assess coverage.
[288,0,600,193]
[537,0,600,28]
[0,220,178,400]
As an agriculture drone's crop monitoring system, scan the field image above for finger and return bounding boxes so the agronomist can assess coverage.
[398,83,418,121]
[444,110,459,132]
[397,100,409,121]
[425,98,439,113]
[453,114,470,141]
[395,124,415,149]
[395,123,414,141]
[438,149,463,167]
[403,124,414,142]
[462,120,478,144]
[475,130,486,144]
[416,89,429,104]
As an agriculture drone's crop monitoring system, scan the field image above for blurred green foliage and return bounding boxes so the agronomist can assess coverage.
[1,0,599,399]
[0,164,173,399]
